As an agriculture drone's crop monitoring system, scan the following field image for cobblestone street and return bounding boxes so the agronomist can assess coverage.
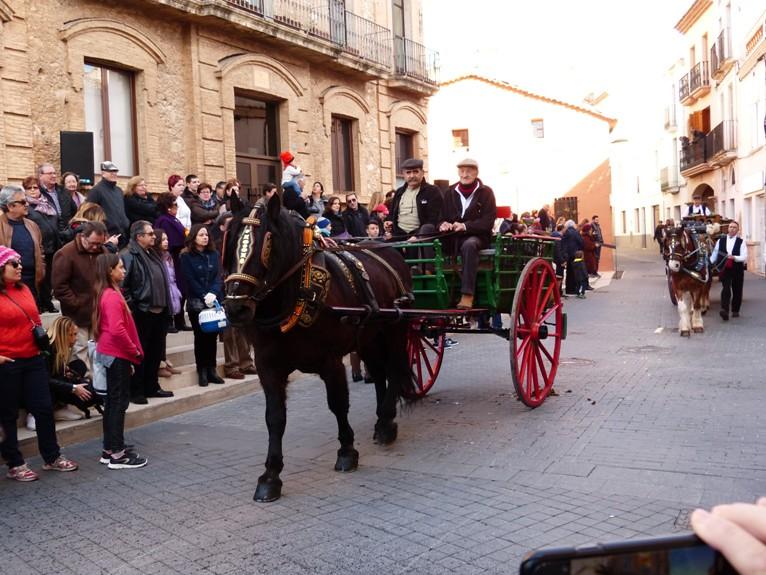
[2,248,765,574]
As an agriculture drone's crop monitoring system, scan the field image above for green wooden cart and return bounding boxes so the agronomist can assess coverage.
[403,233,566,408]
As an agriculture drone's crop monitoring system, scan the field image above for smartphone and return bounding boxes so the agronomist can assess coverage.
[520,533,736,575]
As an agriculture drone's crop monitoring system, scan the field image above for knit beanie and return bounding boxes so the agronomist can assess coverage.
[280,151,295,165]
[0,246,21,268]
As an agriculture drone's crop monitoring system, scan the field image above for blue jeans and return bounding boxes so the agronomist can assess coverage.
[0,355,60,468]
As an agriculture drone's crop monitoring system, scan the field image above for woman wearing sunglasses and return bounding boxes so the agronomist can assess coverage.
[0,245,78,481]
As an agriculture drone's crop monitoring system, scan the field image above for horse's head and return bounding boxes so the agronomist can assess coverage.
[223,193,304,327]
[666,226,689,272]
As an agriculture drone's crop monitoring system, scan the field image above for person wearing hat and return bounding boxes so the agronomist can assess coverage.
[687,193,711,217]
[87,161,130,247]
[438,158,497,309]
[389,158,442,241]
[0,245,79,480]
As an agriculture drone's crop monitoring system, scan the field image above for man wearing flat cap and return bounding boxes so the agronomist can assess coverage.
[87,161,130,248]
[389,158,443,242]
[439,158,497,309]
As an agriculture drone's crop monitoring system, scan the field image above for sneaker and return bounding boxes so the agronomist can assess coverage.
[42,456,78,472]
[54,406,84,421]
[107,454,148,470]
[7,464,39,482]
[100,445,138,464]
[576,294,586,299]
[26,413,36,431]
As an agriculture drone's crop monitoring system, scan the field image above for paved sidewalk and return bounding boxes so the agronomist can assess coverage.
[1,247,764,574]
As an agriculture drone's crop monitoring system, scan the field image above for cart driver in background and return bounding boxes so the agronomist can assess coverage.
[439,158,497,310]
[687,193,712,217]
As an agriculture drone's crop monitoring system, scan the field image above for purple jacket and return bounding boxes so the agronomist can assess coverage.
[155,213,188,297]
[155,213,186,253]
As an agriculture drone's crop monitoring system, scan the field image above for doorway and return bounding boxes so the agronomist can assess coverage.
[234,93,280,204]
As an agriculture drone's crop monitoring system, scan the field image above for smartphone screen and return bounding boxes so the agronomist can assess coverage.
[521,534,735,575]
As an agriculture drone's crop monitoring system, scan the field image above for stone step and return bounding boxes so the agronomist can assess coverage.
[165,341,224,370]
[19,374,259,459]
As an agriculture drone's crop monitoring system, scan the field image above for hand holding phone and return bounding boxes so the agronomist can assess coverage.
[691,498,766,575]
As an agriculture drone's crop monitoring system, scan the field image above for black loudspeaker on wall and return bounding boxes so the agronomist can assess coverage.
[60,131,95,185]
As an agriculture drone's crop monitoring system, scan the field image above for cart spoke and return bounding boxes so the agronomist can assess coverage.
[539,302,561,323]
[536,280,556,318]
[535,346,550,385]
[419,344,435,378]
[539,340,555,364]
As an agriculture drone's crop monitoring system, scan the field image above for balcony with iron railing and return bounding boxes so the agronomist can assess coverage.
[679,61,710,105]
[710,28,734,80]
[680,136,708,175]
[392,36,439,87]
[706,120,737,166]
[660,166,680,192]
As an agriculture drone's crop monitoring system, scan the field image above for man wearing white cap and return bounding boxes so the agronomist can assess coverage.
[439,158,497,309]
[87,161,130,247]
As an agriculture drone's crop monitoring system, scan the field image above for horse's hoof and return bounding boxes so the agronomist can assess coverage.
[254,477,283,502]
[680,330,690,337]
[334,448,359,472]
[373,421,398,445]
[693,327,704,333]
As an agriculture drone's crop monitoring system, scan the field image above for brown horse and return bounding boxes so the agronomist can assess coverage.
[665,226,712,336]
[223,193,415,502]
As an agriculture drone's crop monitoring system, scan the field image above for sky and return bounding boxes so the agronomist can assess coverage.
[422,0,690,138]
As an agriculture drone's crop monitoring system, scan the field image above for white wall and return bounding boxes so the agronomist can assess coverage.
[427,78,612,212]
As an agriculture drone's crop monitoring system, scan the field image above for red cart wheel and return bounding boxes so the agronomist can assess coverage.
[405,319,446,399]
[666,266,678,306]
[510,258,563,408]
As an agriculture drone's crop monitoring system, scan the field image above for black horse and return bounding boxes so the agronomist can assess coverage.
[223,193,416,502]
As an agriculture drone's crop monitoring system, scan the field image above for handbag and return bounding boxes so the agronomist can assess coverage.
[2,293,51,354]
[198,300,228,334]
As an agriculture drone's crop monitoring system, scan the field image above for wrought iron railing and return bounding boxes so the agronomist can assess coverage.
[679,74,690,102]
[225,1,439,82]
[689,61,709,94]
[707,120,737,158]
[228,0,265,14]
[344,11,392,68]
[393,36,439,84]
[680,137,706,172]
[711,28,731,78]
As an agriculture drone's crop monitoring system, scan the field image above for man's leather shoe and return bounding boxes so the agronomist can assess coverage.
[158,367,173,378]
[719,310,729,321]
[198,370,209,387]
[131,396,148,405]
[352,372,363,382]
[456,294,474,310]
[241,366,258,375]
[178,324,193,331]
[225,370,245,380]
[166,325,179,334]
[149,389,174,398]
[732,311,740,318]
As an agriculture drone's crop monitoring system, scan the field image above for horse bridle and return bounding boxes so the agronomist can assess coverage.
[224,206,314,303]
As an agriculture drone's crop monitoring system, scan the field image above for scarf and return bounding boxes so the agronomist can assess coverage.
[457,181,479,198]
[26,193,57,216]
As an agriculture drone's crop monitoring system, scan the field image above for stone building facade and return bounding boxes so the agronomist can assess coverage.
[0,0,438,202]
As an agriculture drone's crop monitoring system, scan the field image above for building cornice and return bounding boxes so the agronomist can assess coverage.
[440,74,617,131]
[674,0,712,35]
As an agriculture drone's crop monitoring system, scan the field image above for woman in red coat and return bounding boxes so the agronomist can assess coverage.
[581,224,598,276]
